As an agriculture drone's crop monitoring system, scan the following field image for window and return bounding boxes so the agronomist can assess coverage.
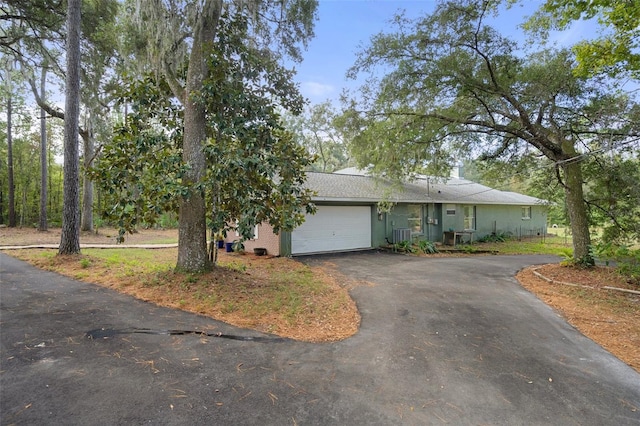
[446,204,456,215]
[522,206,531,220]
[463,205,476,230]
[407,204,423,234]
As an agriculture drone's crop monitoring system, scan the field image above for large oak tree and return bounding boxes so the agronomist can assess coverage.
[344,0,640,265]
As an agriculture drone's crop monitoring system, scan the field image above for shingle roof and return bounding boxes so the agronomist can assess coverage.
[305,170,546,206]
[304,172,428,203]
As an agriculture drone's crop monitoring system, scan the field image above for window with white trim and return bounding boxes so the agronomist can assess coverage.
[407,204,423,234]
[463,205,476,230]
[522,206,531,220]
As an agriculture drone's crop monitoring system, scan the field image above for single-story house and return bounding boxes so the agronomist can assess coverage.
[227,168,548,256]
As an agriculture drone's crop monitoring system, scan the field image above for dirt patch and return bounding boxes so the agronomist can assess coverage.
[517,264,640,373]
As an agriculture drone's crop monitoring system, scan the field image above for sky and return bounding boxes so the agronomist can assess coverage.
[293,0,597,106]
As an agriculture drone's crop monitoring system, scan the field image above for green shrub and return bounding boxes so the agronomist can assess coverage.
[232,240,245,253]
[158,212,179,229]
[418,240,438,254]
[594,242,640,286]
[395,240,417,254]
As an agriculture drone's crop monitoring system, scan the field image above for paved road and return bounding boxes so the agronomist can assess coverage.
[1,252,639,425]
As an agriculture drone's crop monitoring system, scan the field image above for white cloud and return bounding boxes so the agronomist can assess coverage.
[301,81,335,97]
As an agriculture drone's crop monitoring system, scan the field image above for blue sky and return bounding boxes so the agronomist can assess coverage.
[294,0,597,105]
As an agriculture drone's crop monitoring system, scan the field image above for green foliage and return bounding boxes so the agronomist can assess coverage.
[220,260,248,273]
[0,96,64,226]
[282,101,351,172]
[524,0,640,78]
[582,154,640,244]
[460,245,477,254]
[344,0,639,264]
[559,247,578,266]
[199,13,317,240]
[157,212,179,229]
[418,239,439,254]
[593,242,640,286]
[559,246,595,268]
[92,12,316,245]
[88,75,185,242]
[231,240,245,253]
[394,240,417,254]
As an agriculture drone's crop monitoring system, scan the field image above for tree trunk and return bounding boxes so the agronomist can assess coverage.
[6,62,16,227]
[174,0,221,272]
[59,0,82,255]
[39,64,48,231]
[561,159,594,265]
[177,70,211,272]
[81,113,94,232]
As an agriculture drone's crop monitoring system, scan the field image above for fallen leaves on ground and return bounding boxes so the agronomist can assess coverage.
[517,264,640,373]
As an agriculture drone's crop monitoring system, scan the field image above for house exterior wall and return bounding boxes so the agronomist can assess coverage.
[371,206,387,248]
[436,203,547,241]
[223,223,281,256]
[474,204,547,240]
[387,204,411,240]
[385,202,547,245]
[241,202,547,256]
[387,203,448,243]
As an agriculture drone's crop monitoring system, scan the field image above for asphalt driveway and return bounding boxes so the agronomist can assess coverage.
[1,251,639,425]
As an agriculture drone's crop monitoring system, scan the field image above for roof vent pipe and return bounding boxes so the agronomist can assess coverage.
[450,163,464,179]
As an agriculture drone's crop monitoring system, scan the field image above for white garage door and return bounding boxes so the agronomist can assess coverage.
[292,205,371,254]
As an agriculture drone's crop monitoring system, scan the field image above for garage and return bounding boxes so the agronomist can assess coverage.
[292,205,372,255]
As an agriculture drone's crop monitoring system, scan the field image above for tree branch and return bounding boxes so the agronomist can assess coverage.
[26,76,65,119]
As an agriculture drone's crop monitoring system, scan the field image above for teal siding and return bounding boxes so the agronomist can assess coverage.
[371,206,387,247]
[280,231,292,257]
[381,202,547,246]
[282,201,547,254]
[474,204,547,239]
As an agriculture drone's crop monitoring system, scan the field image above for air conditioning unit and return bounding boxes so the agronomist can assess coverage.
[393,228,412,243]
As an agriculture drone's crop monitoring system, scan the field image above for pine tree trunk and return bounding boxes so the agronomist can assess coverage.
[6,62,16,227]
[59,0,82,255]
[81,114,94,232]
[39,64,48,231]
[562,159,594,265]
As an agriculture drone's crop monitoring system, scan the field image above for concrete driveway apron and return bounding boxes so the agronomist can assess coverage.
[1,251,639,425]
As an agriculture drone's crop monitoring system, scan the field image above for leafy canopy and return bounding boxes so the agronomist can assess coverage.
[522,0,640,78]
[343,0,640,261]
[91,13,315,242]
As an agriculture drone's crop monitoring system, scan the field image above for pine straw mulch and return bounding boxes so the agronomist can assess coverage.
[7,249,361,343]
[517,264,640,373]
